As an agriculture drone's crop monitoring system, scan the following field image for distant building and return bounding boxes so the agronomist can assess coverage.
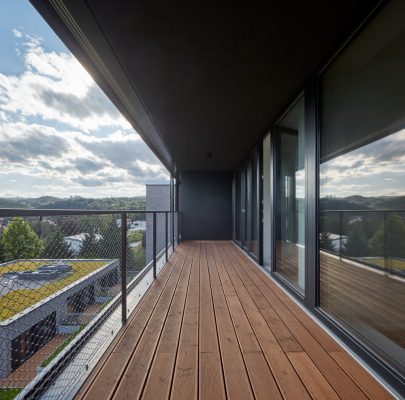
[324,233,348,252]
[146,184,171,264]
[64,233,103,255]
[116,219,146,230]
[129,220,146,231]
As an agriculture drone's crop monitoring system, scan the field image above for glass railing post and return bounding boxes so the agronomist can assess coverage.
[153,212,157,279]
[339,211,343,258]
[383,211,388,275]
[121,212,127,323]
[172,211,175,251]
[177,211,180,246]
[165,211,168,262]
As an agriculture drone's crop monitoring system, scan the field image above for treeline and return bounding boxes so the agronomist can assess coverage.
[320,213,405,258]
[320,195,405,211]
[0,216,145,272]
[0,196,146,211]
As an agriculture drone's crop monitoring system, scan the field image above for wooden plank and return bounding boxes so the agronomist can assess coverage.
[199,243,226,400]
[141,243,194,400]
[206,244,254,400]
[330,351,394,400]
[140,353,174,400]
[224,247,302,353]
[111,243,191,400]
[213,246,262,354]
[213,243,310,400]
[287,352,340,400]
[244,352,283,400]
[227,243,371,400]
[243,283,303,352]
[79,245,186,400]
[170,242,200,400]
[232,243,342,352]
[199,243,221,354]
[199,353,226,400]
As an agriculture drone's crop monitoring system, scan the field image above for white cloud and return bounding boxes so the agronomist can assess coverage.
[0,34,131,132]
[0,121,168,195]
[321,129,405,198]
[0,29,168,197]
[12,29,22,38]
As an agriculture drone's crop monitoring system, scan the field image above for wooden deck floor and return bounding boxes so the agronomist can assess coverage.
[76,241,394,400]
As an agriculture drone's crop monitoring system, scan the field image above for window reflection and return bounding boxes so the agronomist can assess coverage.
[275,97,305,292]
[320,0,405,377]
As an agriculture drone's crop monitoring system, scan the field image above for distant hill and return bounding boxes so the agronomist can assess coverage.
[321,195,405,211]
[0,198,26,208]
[0,196,146,210]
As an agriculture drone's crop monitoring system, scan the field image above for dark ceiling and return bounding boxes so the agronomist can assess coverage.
[34,0,379,172]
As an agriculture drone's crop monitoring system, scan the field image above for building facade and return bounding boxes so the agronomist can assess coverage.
[145,184,171,265]
[0,259,119,379]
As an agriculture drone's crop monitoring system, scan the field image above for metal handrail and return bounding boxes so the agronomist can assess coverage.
[319,208,404,277]
[320,209,405,213]
[0,208,170,217]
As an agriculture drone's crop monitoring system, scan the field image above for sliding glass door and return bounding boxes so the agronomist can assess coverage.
[274,97,305,293]
[234,168,242,244]
[262,134,272,271]
[233,147,261,261]
[319,0,405,379]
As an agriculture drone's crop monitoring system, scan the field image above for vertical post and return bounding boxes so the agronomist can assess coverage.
[165,211,168,262]
[383,211,388,274]
[121,212,127,324]
[153,212,157,279]
[177,211,180,246]
[339,211,343,259]
[39,215,43,239]
[175,178,180,246]
[171,177,175,251]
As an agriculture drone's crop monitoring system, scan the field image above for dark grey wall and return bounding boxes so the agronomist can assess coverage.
[179,172,232,240]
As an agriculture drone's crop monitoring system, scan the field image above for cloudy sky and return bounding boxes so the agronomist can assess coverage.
[0,1,168,199]
[321,128,405,198]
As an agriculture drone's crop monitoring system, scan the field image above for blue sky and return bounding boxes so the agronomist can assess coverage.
[0,0,168,199]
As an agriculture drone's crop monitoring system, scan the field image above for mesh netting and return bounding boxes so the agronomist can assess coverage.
[0,212,168,399]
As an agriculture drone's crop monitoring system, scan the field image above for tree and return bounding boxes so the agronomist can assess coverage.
[344,220,370,257]
[369,214,405,258]
[99,215,121,259]
[29,219,73,259]
[131,246,146,271]
[79,233,101,259]
[43,228,73,259]
[1,217,44,261]
[319,232,335,252]
[0,234,5,263]
[128,230,144,243]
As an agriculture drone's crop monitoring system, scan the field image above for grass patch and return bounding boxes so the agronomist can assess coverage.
[360,257,405,271]
[0,388,23,400]
[40,325,85,368]
[0,261,108,321]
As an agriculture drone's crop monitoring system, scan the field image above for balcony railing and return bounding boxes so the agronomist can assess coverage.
[0,208,179,400]
[320,209,405,278]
